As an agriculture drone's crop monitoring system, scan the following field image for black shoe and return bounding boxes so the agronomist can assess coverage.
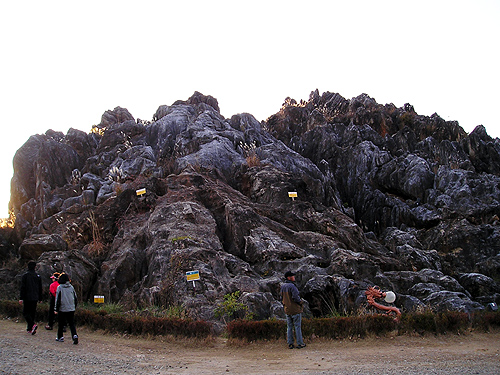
[31,324,38,335]
[288,344,295,349]
[296,344,306,349]
[73,335,78,345]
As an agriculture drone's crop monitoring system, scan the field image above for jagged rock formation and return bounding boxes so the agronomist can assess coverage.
[1,90,499,324]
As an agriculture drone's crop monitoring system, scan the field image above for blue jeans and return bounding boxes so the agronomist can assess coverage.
[286,313,304,346]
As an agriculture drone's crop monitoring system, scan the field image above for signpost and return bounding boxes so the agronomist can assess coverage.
[94,295,104,304]
[288,191,297,201]
[186,270,200,291]
[136,188,146,196]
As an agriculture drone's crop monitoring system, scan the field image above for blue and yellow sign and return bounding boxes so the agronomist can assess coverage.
[186,270,200,281]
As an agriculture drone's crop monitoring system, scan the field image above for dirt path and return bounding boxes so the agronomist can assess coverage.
[1,318,499,374]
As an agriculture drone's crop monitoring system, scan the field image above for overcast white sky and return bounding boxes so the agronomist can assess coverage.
[1,0,499,217]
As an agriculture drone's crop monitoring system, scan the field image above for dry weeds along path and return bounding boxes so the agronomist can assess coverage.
[1,319,499,375]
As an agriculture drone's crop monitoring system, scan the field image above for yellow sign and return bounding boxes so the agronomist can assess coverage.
[186,270,200,281]
[136,188,146,196]
[288,192,297,198]
[94,295,104,303]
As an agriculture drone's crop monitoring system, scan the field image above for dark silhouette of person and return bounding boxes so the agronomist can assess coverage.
[19,261,42,334]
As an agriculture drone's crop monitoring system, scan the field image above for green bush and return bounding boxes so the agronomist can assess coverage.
[214,291,248,323]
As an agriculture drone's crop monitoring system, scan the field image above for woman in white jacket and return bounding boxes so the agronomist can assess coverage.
[54,273,78,344]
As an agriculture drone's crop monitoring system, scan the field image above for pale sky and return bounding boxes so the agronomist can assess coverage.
[1,0,499,218]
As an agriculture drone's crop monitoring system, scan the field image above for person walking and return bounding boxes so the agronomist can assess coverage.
[19,261,43,335]
[280,270,306,349]
[45,272,60,330]
[54,273,79,344]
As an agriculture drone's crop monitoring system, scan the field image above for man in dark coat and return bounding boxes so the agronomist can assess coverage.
[19,261,42,334]
[280,270,306,349]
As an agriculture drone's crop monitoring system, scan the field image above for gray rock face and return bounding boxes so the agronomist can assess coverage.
[458,273,499,298]
[3,91,500,320]
[19,234,68,259]
[423,291,484,313]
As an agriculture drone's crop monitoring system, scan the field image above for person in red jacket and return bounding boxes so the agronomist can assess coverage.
[45,272,60,330]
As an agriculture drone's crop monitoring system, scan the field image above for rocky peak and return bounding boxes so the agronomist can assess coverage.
[1,90,499,323]
[98,106,135,128]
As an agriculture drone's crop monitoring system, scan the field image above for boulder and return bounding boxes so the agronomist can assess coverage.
[476,254,500,280]
[99,106,135,128]
[10,133,83,214]
[373,154,434,201]
[395,294,426,312]
[240,291,276,320]
[407,282,443,299]
[384,269,466,295]
[34,250,99,301]
[19,234,68,260]
[423,291,484,313]
[458,273,500,298]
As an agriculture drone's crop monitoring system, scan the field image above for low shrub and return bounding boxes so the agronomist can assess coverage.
[0,300,49,322]
[227,319,285,341]
[363,314,399,335]
[0,300,22,317]
[434,311,470,334]
[471,311,500,331]
[398,311,473,335]
[303,316,365,339]
[228,314,398,341]
[399,311,437,334]
[305,314,397,339]
[74,311,212,338]
[227,311,496,341]
[2,299,498,341]
[0,300,212,338]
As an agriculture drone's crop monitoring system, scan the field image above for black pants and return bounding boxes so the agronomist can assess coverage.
[57,311,77,339]
[23,300,38,331]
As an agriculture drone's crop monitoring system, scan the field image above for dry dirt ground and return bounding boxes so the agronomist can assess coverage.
[1,318,500,375]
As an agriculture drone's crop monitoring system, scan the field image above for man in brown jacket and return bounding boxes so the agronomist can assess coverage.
[280,271,305,349]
